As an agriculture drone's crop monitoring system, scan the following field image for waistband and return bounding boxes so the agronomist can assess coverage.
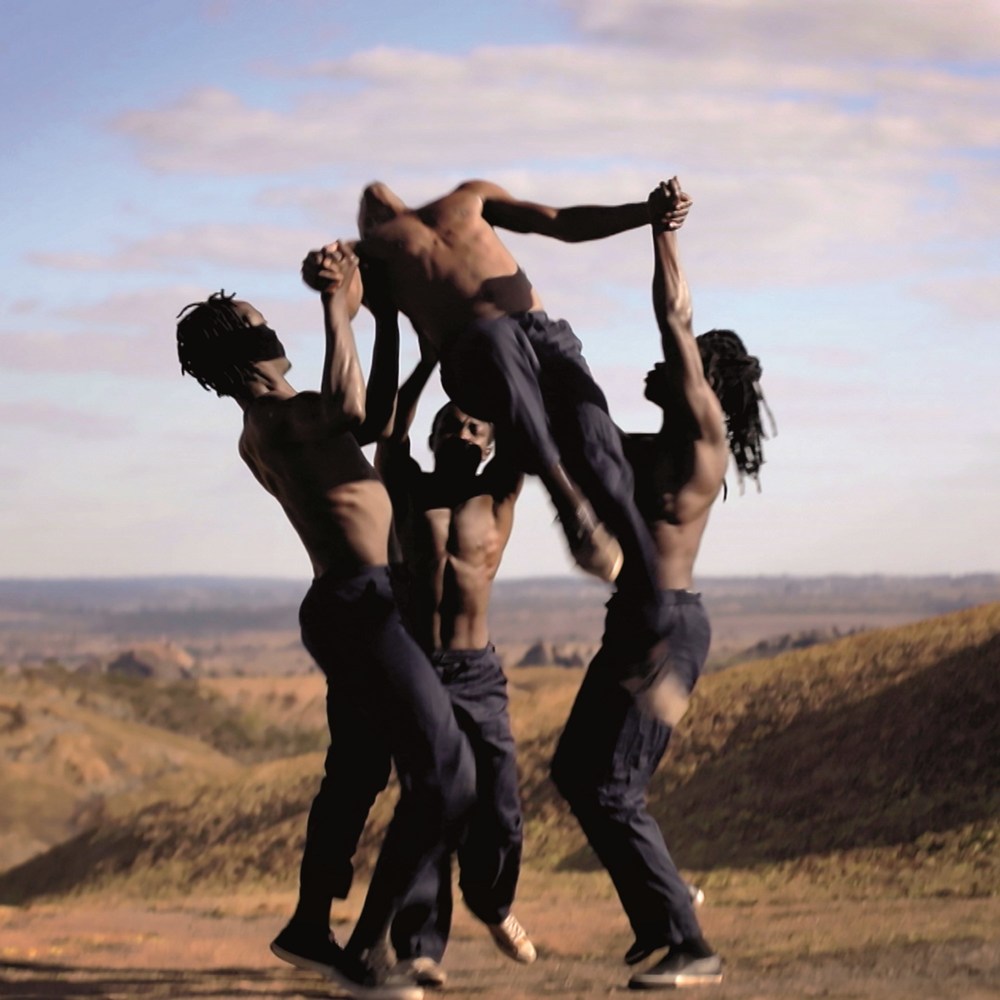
[306,563,391,595]
[606,588,702,613]
[661,589,702,605]
[430,642,497,667]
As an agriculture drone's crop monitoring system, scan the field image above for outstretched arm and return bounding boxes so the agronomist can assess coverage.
[301,241,366,428]
[467,179,685,243]
[651,179,721,437]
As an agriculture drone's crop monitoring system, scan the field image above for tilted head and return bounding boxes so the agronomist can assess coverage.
[429,402,494,477]
[357,181,406,237]
[695,329,774,487]
[176,291,288,398]
[643,360,682,410]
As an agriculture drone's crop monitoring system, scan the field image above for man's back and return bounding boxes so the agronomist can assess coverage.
[359,183,543,350]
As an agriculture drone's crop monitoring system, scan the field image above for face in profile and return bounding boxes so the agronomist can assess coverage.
[430,405,494,476]
[231,300,290,374]
[644,362,677,408]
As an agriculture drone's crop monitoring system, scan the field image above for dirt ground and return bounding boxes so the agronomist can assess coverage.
[2,881,998,1000]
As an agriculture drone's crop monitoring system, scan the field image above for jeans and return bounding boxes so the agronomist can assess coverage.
[551,590,710,947]
[391,644,522,961]
[293,566,477,954]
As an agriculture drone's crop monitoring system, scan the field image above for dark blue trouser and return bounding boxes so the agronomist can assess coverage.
[551,590,710,948]
[391,644,522,961]
[440,312,665,642]
[294,567,476,955]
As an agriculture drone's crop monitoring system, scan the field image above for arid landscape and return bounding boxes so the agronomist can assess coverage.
[1,576,998,998]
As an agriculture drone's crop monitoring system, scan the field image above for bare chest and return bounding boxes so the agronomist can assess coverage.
[421,498,502,569]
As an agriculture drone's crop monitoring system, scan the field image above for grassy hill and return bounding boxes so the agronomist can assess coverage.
[1,602,997,904]
[0,667,324,871]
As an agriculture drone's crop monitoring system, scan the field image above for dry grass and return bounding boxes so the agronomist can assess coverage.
[1,603,997,907]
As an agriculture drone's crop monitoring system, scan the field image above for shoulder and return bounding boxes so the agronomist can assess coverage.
[245,390,347,441]
[480,460,523,504]
[454,179,510,204]
[243,392,303,432]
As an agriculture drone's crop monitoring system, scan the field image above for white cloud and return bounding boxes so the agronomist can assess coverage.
[563,0,1000,63]
[29,223,323,274]
[0,401,126,439]
[915,274,1000,323]
[111,41,999,178]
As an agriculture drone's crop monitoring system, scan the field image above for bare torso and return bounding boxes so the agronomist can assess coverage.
[624,429,729,591]
[389,460,518,652]
[238,391,393,578]
[358,187,543,351]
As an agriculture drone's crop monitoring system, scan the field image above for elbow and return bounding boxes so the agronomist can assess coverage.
[343,396,366,426]
[325,393,365,430]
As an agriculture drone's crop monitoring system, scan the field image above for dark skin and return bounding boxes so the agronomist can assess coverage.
[622,179,728,591]
[231,246,401,579]
[376,354,522,653]
[308,179,690,356]
[303,182,689,588]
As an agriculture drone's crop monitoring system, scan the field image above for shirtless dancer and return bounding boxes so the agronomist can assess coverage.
[375,354,532,988]
[175,249,475,1000]
[551,180,772,990]
[340,179,691,670]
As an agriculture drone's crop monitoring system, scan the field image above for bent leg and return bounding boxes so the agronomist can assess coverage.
[524,314,664,641]
[551,626,703,947]
[440,317,560,476]
[440,317,623,582]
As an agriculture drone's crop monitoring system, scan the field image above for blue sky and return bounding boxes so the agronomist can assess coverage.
[2,0,998,581]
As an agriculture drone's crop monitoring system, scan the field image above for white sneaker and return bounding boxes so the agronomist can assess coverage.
[687,882,705,907]
[395,956,447,988]
[487,913,537,964]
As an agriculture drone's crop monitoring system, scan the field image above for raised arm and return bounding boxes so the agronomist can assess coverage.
[301,241,366,427]
[388,349,436,444]
[467,179,679,244]
[354,256,400,446]
[650,179,721,436]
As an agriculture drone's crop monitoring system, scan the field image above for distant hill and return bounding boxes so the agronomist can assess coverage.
[2,574,998,672]
[0,666,325,871]
[2,602,996,903]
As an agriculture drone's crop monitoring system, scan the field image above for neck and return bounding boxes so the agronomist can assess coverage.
[238,366,294,407]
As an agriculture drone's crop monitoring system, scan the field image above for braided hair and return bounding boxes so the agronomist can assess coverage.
[696,329,775,490]
[176,290,284,398]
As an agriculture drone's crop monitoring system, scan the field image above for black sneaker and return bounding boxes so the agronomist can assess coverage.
[270,920,342,977]
[628,949,723,989]
[271,921,423,999]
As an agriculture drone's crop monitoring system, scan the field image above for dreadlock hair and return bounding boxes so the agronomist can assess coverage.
[176,290,283,398]
[696,329,776,490]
